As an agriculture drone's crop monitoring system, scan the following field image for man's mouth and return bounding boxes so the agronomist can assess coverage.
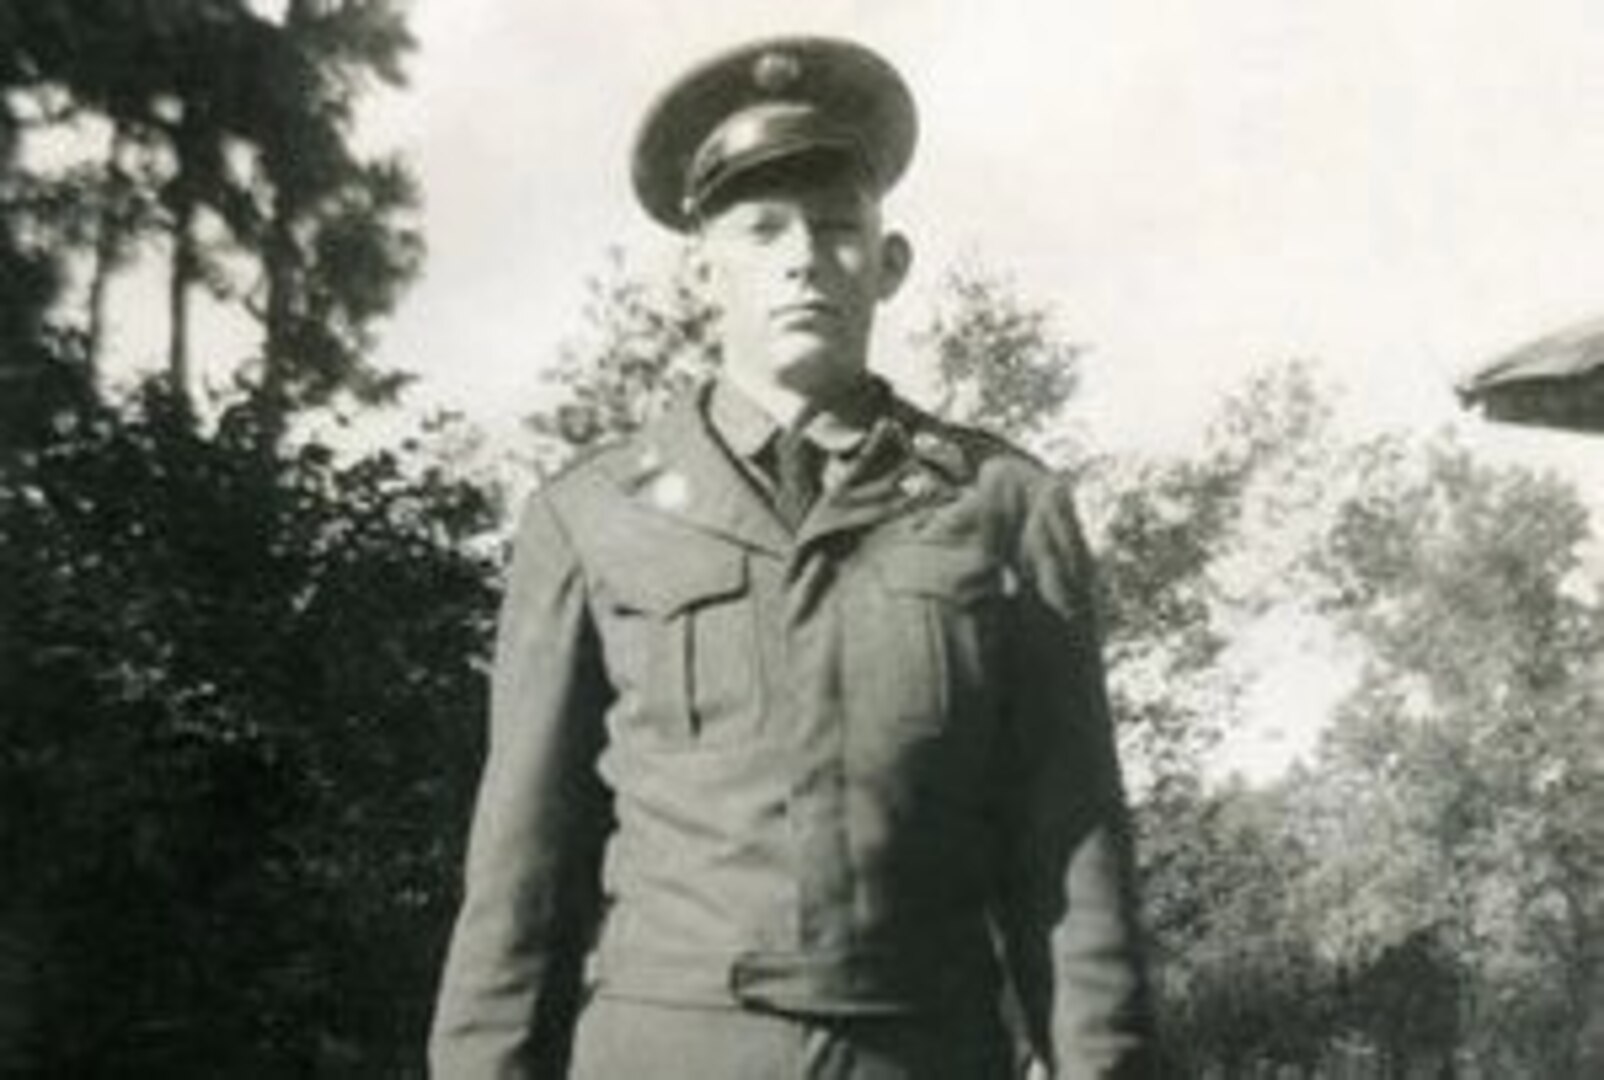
[772,299,838,322]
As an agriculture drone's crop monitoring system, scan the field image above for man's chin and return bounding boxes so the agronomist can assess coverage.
[772,352,867,400]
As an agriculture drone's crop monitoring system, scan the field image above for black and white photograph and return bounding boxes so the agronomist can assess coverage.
[3,2,1601,1076]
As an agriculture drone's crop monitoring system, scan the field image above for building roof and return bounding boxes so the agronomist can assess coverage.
[1457,314,1604,434]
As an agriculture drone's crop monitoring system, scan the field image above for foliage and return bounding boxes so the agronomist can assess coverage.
[1128,415,1604,1077]
[1305,434,1604,1077]
[519,256,1604,1074]
[1087,363,1342,794]
[1148,781,1342,1076]
[521,253,1086,468]
[0,386,498,1073]
[1049,354,1603,1077]
[0,0,422,422]
[523,248,719,471]
[8,35,1602,1065]
[0,64,89,449]
[1,4,456,1072]
[914,260,1083,453]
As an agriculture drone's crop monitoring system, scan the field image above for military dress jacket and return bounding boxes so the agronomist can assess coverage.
[429,382,1152,1079]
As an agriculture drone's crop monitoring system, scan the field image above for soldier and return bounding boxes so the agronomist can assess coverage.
[430,35,1153,1080]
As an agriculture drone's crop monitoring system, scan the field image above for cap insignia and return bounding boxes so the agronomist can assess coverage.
[752,50,803,94]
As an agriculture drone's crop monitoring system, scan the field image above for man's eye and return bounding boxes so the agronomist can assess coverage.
[724,211,785,242]
[812,219,856,237]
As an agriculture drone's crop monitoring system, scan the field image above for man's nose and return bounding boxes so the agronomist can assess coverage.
[776,220,825,278]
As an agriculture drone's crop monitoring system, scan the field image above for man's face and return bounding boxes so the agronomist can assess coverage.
[694,162,909,402]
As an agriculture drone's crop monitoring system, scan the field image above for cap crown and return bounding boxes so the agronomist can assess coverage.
[632,36,918,231]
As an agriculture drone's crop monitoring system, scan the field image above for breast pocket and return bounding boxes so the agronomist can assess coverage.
[597,549,762,751]
[859,542,1010,734]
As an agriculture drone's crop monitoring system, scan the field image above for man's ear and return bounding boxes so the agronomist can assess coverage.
[877,231,913,301]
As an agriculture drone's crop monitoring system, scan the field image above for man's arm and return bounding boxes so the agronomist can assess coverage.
[994,476,1153,1079]
[430,493,613,1079]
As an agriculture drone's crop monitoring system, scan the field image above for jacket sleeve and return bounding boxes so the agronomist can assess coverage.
[994,475,1154,1079]
[430,493,614,1079]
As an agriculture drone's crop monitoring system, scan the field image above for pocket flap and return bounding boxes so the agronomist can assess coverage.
[870,543,1007,605]
[602,548,747,616]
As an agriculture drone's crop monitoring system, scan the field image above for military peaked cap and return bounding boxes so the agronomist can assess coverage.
[632,35,918,232]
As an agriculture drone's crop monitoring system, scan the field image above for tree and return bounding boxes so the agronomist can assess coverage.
[1143,416,1604,1078]
[0,32,92,447]
[522,252,1092,466]
[2,5,466,1072]
[0,387,498,1073]
[1146,780,1344,1078]
[1309,433,1604,1077]
[1079,365,1603,1078]
[914,260,1084,455]
[252,0,423,425]
[523,247,719,471]
[0,0,422,424]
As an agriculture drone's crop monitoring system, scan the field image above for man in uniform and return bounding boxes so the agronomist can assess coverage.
[430,35,1153,1080]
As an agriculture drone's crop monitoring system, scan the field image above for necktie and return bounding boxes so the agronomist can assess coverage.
[770,427,824,529]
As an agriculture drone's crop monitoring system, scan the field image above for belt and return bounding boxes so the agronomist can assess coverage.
[587,939,998,1016]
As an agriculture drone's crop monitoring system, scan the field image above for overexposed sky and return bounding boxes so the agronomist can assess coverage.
[370,0,1604,475]
[357,4,1604,786]
[97,1,1604,782]
[359,0,1604,783]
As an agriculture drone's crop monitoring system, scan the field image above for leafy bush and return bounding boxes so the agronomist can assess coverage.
[0,386,497,1074]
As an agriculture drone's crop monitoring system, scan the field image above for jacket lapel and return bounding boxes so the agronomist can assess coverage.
[799,409,975,548]
[608,387,979,555]
[608,392,791,557]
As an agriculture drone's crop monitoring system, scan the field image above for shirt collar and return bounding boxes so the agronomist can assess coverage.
[708,375,890,460]
[707,377,780,459]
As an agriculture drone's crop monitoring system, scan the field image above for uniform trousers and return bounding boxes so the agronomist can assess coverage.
[568,994,1018,1080]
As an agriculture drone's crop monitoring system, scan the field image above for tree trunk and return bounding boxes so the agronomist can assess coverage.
[164,99,208,413]
[256,169,297,443]
[86,122,132,391]
[253,0,321,443]
[167,192,194,406]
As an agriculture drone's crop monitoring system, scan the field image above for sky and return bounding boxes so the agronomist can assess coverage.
[367,0,1604,465]
[348,0,1604,782]
[105,0,1604,781]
